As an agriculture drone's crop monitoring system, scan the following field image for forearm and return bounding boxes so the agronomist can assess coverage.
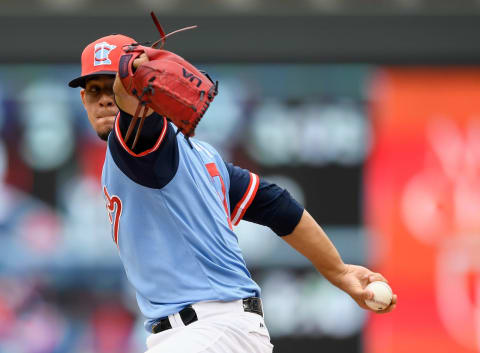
[282,210,347,284]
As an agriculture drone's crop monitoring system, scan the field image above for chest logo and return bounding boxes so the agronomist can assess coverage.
[103,185,122,246]
[205,163,232,230]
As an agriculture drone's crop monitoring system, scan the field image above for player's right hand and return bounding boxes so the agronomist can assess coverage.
[334,264,397,314]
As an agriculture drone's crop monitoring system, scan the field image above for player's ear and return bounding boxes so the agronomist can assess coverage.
[80,89,86,107]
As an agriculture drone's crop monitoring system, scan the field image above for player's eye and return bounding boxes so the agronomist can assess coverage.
[87,85,100,94]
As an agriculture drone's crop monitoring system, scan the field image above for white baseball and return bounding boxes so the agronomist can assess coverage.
[364,281,393,311]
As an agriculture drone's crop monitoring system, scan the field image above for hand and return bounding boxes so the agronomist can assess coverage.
[332,264,397,313]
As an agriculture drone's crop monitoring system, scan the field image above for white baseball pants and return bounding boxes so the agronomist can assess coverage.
[145,299,274,353]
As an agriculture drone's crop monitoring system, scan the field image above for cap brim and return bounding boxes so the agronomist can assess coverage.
[68,71,117,88]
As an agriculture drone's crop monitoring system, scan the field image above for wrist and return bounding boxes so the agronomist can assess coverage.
[321,262,349,286]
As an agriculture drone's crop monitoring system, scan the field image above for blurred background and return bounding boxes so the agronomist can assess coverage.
[1,1,480,353]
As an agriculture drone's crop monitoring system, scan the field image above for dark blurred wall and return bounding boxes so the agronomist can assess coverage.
[2,14,480,64]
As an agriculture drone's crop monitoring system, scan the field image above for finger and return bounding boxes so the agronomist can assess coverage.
[376,304,395,314]
[106,117,116,126]
[375,294,397,314]
[133,54,149,69]
[138,53,148,62]
[391,294,398,305]
[362,288,375,302]
[377,302,396,314]
[367,272,388,284]
[360,273,371,285]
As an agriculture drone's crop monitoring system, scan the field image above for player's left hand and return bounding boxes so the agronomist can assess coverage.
[333,264,397,313]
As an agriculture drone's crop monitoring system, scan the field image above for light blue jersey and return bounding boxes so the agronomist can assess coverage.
[101,117,260,331]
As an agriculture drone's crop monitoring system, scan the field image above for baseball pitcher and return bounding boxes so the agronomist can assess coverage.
[69,14,397,353]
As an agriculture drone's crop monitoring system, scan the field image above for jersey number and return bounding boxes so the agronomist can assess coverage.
[205,163,233,230]
[103,186,122,246]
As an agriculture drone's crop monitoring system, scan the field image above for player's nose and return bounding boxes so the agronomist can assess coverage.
[99,93,115,107]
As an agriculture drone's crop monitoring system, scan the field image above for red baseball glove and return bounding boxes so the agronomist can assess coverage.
[117,13,218,147]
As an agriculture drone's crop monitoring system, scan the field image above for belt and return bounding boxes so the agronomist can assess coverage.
[151,297,263,334]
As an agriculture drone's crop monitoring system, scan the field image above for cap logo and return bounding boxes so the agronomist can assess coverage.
[93,42,117,66]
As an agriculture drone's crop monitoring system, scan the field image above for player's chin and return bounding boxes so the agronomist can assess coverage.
[95,120,115,141]
[95,124,113,141]
[97,129,111,141]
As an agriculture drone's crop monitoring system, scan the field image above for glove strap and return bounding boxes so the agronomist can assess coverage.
[124,103,143,144]
[132,105,149,149]
[124,102,149,150]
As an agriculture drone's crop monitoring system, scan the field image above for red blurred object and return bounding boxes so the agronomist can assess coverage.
[77,136,107,181]
[0,297,15,337]
[5,146,33,193]
[20,210,61,254]
[91,302,135,353]
[365,68,480,353]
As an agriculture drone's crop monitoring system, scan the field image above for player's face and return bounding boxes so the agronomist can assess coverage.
[80,75,117,141]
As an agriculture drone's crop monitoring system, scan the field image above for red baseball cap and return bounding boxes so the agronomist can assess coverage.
[69,34,136,88]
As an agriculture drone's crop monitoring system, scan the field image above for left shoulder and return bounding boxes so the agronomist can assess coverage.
[190,138,220,157]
